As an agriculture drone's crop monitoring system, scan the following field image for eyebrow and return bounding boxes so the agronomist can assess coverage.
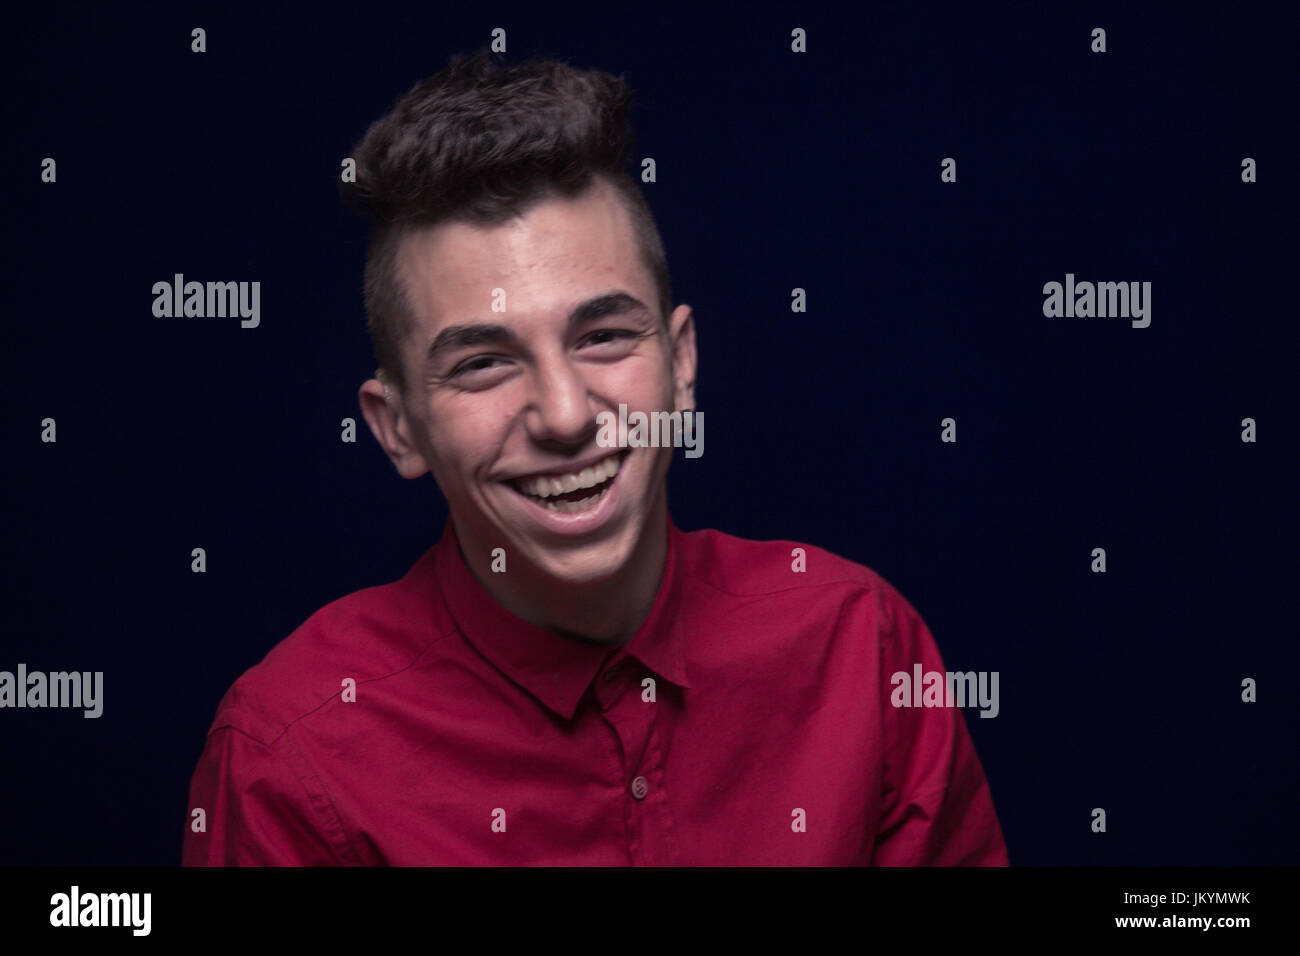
[422,291,654,369]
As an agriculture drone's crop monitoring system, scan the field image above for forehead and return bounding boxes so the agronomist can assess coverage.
[395,178,649,331]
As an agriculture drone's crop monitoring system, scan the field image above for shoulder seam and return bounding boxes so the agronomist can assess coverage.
[233,622,462,747]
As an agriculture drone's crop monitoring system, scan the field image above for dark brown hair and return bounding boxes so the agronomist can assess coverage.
[341,50,673,396]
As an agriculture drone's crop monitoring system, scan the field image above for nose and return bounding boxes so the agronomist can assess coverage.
[524,348,599,447]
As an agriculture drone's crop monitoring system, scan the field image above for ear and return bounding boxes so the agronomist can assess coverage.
[668,304,697,412]
[358,375,432,479]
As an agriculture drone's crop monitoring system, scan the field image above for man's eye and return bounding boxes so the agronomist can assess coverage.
[583,329,635,347]
[452,356,505,376]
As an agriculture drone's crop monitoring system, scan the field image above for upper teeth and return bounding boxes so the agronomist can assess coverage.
[514,453,621,498]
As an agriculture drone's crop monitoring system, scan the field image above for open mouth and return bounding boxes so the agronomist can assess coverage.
[506,450,628,515]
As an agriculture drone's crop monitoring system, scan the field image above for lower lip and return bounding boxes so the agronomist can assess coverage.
[502,452,627,536]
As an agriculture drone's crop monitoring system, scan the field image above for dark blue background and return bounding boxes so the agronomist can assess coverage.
[2,1,1295,865]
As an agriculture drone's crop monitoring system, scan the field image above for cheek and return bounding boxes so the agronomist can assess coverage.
[424,421,493,488]
[429,394,515,457]
[594,357,673,406]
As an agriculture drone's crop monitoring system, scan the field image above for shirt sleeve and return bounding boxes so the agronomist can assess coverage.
[870,585,1010,866]
[181,722,348,866]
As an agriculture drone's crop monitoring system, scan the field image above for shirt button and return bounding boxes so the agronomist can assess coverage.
[630,775,649,800]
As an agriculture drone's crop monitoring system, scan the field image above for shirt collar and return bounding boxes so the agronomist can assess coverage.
[431,512,692,720]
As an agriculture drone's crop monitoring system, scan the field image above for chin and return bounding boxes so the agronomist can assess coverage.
[526,536,634,586]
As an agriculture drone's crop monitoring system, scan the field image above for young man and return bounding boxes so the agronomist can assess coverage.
[182,51,1009,866]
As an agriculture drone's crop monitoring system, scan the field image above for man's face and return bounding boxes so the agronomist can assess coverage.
[369,177,695,587]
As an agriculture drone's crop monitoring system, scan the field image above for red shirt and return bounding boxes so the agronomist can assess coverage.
[182,515,1009,865]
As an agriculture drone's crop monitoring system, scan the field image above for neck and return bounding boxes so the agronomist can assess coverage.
[455,502,669,645]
